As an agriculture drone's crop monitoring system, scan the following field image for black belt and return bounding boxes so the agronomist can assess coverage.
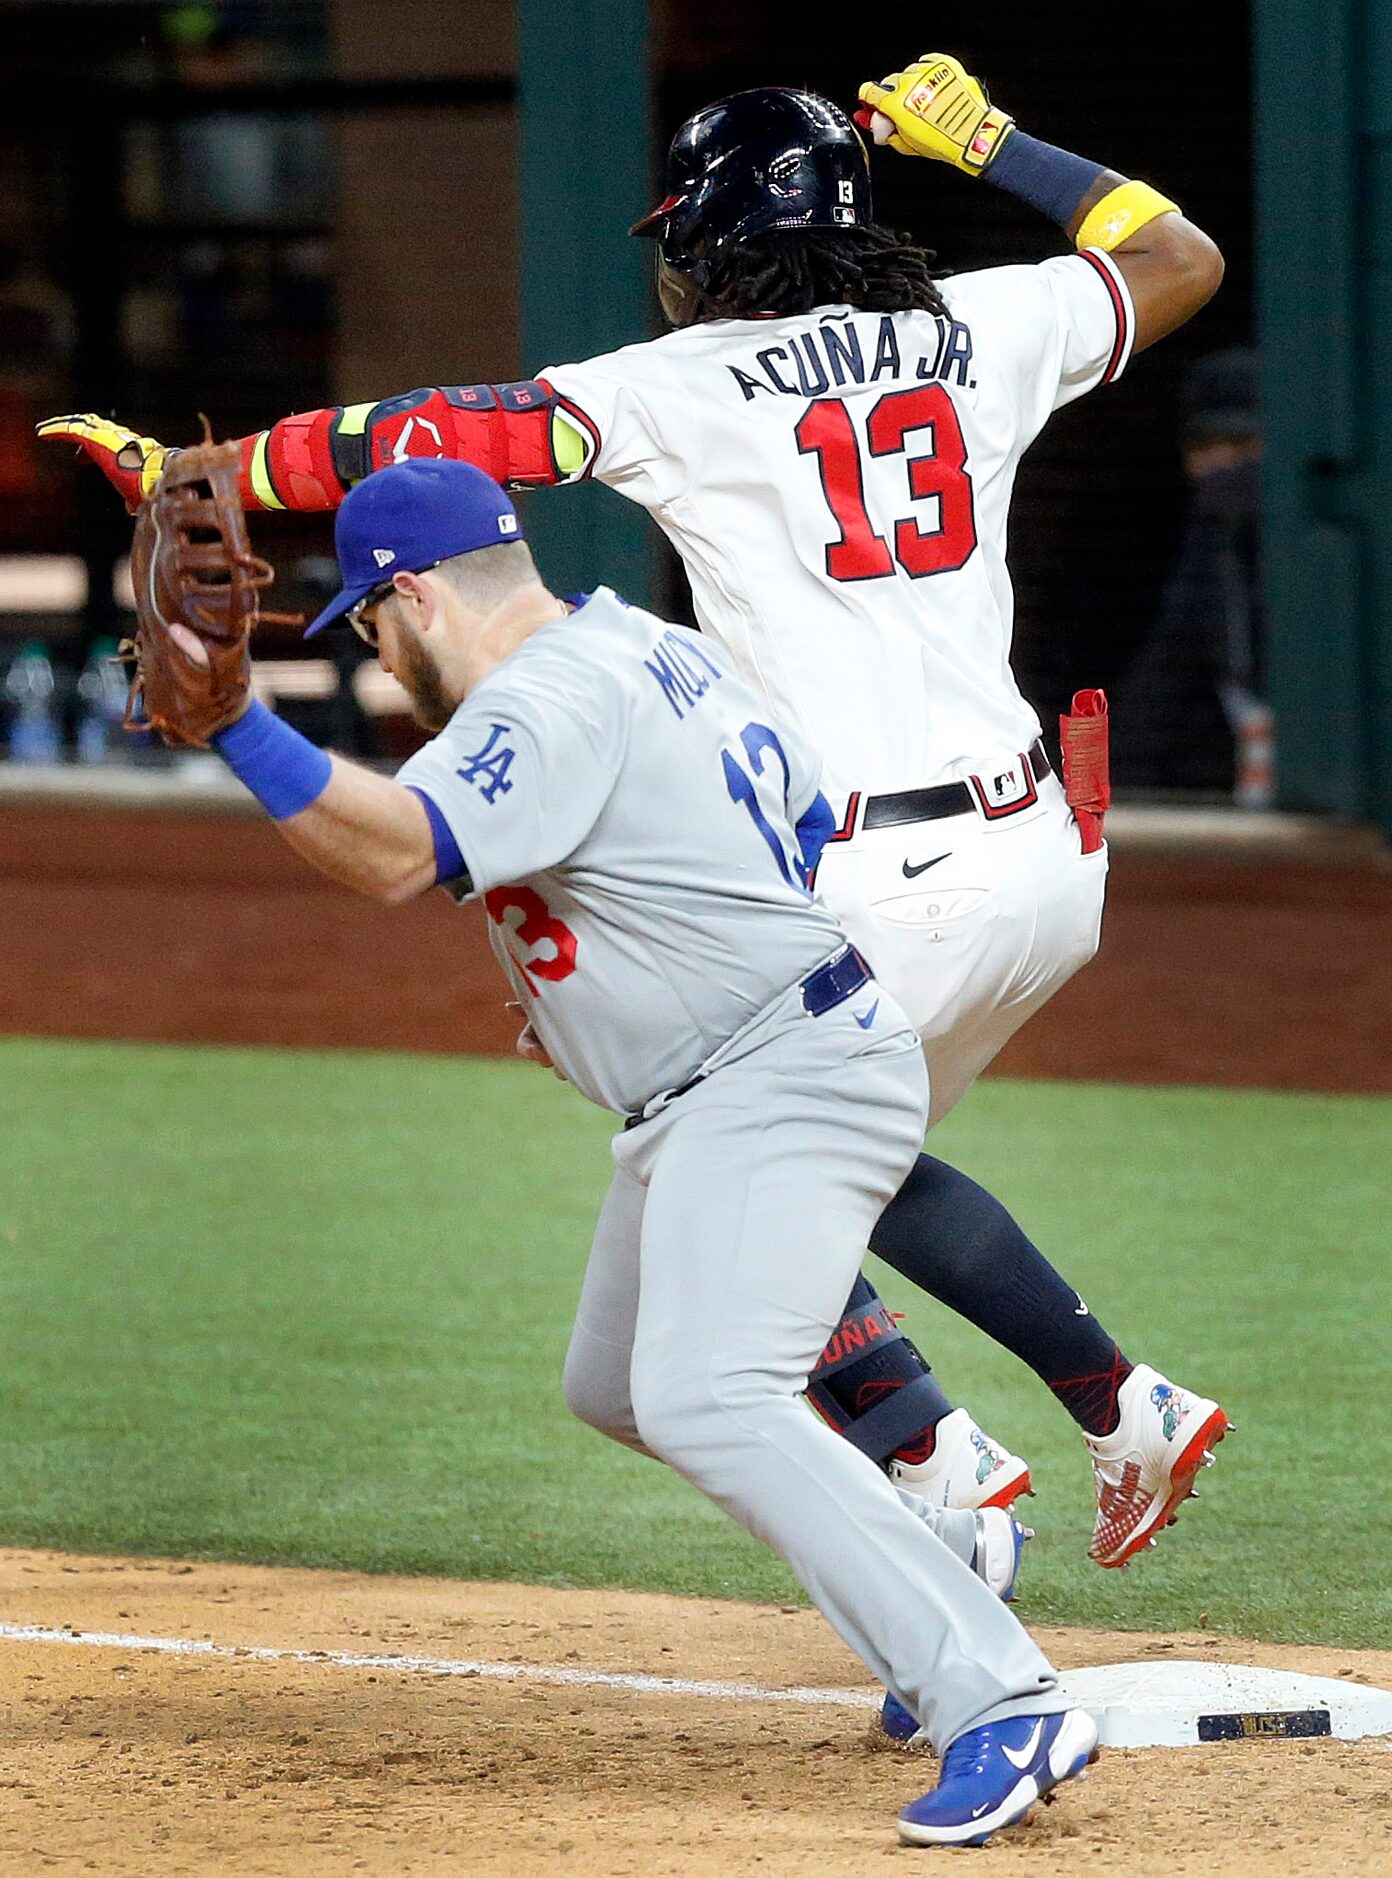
[625,946,875,1129]
[861,740,1052,831]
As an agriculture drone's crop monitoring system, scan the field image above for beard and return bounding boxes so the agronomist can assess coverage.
[394,630,455,732]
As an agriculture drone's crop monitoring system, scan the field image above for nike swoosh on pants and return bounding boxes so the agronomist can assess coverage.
[902,853,951,879]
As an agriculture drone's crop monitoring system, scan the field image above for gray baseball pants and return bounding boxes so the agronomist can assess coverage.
[562,976,1069,1754]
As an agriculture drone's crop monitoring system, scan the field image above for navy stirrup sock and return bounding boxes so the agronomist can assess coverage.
[869,1153,1133,1438]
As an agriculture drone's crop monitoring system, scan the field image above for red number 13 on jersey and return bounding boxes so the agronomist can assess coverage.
[484,884,578,992]
[795,385,978,582]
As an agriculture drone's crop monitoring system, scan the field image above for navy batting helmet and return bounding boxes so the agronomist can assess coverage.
[630,88,873,283]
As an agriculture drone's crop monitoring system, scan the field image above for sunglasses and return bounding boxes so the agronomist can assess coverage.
[347,580,394,647]
[346,557,451,647]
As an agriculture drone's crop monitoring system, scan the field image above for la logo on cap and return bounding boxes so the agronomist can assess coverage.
[372,548,396,568]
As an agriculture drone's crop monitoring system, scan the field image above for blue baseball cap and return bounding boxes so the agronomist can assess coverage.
[305,458,524,637]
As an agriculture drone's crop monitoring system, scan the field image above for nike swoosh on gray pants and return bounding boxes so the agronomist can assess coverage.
[561,980,1069,1754]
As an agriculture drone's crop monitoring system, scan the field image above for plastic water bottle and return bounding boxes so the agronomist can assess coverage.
[4,641,61,764]
[75,638,132,764]
[1232,695,1276,810]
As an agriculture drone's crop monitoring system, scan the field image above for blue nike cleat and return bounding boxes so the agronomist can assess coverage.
[881,1690,924,1743]
[898,1709,1100,1848]
[880,1510,1033,1744]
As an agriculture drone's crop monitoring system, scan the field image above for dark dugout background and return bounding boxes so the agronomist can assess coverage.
[1,2,1251,784]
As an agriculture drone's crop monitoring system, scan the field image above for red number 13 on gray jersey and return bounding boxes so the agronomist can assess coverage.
[795,385,978,582]
[485,884,578,993]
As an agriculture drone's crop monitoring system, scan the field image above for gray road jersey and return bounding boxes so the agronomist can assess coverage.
[395,588,848,1114]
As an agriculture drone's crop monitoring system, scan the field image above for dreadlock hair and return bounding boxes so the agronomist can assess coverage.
[688,223,951,322]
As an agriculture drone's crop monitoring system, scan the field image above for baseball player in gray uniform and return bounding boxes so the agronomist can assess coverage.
[191,453,1098,1847]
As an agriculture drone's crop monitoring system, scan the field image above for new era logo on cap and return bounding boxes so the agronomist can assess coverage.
[372,548,397,568]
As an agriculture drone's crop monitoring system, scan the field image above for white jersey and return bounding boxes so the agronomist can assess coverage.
[395,588,847,1115]
[542,250,1135,803]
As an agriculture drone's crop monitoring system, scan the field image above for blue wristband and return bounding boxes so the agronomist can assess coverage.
[212,697,333,821]
[984,131,1105,231]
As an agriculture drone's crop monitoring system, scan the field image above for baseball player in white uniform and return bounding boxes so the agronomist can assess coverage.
[179,453,1100,1847]
[42,53,1230,1574]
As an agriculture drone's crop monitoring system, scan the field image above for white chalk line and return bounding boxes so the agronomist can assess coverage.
[0,1620,880,1711]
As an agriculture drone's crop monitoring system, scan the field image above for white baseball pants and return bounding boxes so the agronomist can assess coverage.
[816,773,1108,1124]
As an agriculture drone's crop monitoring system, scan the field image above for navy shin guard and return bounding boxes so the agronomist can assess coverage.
[806,1275,955,1464]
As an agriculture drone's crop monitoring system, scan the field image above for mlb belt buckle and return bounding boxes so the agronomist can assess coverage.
[859,739,1052,833]
[967,743,1047,821]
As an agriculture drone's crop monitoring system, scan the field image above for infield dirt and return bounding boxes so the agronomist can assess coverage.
[3,1549,1390,1876]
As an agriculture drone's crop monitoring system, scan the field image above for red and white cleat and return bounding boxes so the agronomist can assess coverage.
[1085,1365,1230,1568]
[888,1408,1032,1512]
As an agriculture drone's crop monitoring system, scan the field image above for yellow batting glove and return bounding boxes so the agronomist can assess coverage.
[36,412,172,512]
[856,54,1015,176]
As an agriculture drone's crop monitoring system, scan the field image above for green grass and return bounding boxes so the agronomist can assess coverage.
[0,1036,1388,1647]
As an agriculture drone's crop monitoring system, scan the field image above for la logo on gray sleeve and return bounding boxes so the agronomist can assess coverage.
[455,722,516,803]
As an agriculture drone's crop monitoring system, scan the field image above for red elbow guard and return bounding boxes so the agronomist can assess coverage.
[244,382,568,514]
[365,384,563,487]
[1059,687,1110,854]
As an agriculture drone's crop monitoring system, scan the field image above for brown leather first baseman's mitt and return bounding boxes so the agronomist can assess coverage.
[125,435,276,747]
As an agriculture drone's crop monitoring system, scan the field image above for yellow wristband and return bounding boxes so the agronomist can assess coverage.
[248,431,286,511]
[1075,180,1180,253]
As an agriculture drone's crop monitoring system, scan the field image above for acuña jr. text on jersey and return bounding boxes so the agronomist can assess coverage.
[726,312,974,402]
